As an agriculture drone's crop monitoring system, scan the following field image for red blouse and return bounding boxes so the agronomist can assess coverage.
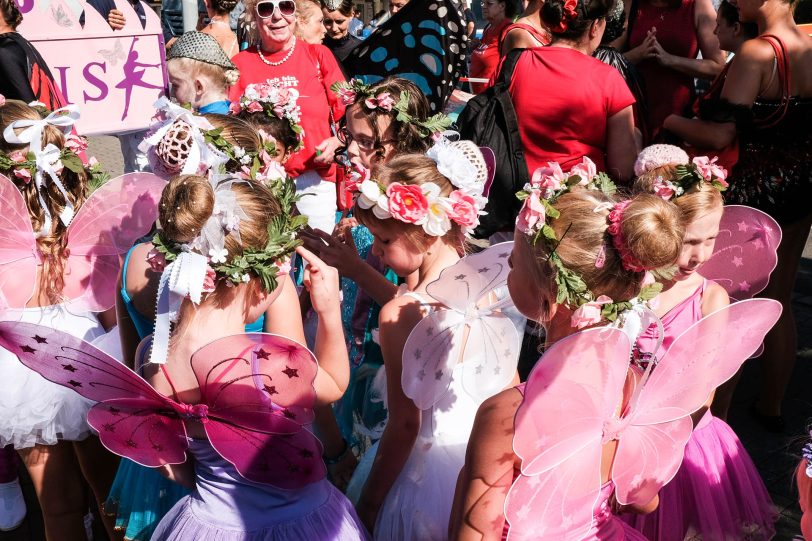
[230,43,346,181]
[509,47,635,173]
[469,19,512,94]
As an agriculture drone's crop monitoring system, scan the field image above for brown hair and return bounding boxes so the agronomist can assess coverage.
[321,0,354,16]
[0,0,23,29]
[202,113,262,173]
[525,190,683,308]
[158,175,282,299]
[354,153,464,249]
[339,77,433,164]
[209,0,239,15]
[0,99,90,304]
[633,167,724,226]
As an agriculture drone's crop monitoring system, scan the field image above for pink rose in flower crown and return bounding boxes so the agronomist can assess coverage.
[146,248,167,273]
[365,92,395,111]
[9,150,26,163]
[65,135,89,154]
[570,295,613,329]
[346,163,370,193]
[692,156,728,187]
[13,167,32,183]
[448,190,479,228]
[516,189,546,235]
[569,156,597,185]
[337,86,357,106]
[202,266,218,293]
[386,182,429,224]
[257,83,272,99]
[246,101,264,113]
[229,102,242,115]
[531,162,567,195]
[652,178,675,200]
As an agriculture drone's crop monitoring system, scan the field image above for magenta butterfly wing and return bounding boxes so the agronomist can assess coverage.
[0,174,38,309]
[611,299,782,506]
[701,205,781,301]
[190,333,326,488]
[0,321,189,465]
[505,327,631,539]
[63,172,166,312]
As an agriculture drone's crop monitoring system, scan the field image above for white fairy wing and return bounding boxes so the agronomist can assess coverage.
[402,242,520,409]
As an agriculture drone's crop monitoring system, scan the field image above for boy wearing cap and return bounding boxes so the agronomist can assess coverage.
[166,31,239,114]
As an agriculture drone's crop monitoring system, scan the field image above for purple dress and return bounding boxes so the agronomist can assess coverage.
[152,439,368,541]
[621,280,776,540]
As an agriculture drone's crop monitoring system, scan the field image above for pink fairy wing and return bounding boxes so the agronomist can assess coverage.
[0,321,189,465]
[425,241,513,312]
[0,174,38,309]
[205,421,326,489]
[191,333,319,431]
[701,205,781,301]
[612,298,782,506]
[63,173,166,312]
[89,399,188,467]
[506,328,631,538]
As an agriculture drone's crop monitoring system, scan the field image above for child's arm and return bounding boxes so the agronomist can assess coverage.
[355,296,425,531]
[157,462,196,490]
[116,277,142,371]
[296,247,351,404]
[449,388,523,540]
[262,277,307,343]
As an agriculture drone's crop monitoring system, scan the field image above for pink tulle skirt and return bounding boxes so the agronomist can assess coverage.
[622,413,777,540]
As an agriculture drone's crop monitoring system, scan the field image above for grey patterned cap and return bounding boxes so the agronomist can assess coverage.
[167,31,238,70]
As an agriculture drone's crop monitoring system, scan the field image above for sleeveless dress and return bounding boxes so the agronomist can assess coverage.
[628,0,698,139]
[105,244,264,540]
[0,305,104,448]
[347,291,489,540]
[505,384,648,540]
[151,439,367,540]
[621,280,777,540]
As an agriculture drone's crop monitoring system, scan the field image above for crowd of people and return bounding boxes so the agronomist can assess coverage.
[0,0,810,539]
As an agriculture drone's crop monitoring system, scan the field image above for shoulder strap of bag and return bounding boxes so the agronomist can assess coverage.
[496,48,530,186]
[756,34,791,128]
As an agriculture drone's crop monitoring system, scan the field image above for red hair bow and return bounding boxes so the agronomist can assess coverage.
[551,0,579,33]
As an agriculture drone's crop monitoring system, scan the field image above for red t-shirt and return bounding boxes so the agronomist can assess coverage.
[230,43,346,181]
[469,19,512,94]
[509,47,635,173]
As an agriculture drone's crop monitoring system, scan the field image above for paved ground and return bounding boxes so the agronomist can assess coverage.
[2,137,811,540]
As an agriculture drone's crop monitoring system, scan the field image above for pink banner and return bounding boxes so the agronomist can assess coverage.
[16,0,167,135]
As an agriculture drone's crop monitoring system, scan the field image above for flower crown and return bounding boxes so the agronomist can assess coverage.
[651,156,729,202]
[142,98,283,185]
[353,140,488,237]
[229,82,304,151]
[330,79,452,138]
[516,157,662,328]
[0,99,109,235]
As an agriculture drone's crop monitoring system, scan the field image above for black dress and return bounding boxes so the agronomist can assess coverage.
[323,34,362,63]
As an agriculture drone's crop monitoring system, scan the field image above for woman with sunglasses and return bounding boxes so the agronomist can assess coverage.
[231,0,346,235]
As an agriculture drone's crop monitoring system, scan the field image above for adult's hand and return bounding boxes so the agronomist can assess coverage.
[624,28,657,64]
[107,8,127,30]
[651,37,677,68]
[314,136,342,166]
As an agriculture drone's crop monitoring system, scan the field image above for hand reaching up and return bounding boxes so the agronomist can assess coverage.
[296,246,340,317]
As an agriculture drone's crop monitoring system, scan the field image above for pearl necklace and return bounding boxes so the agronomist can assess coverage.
[258,37,297,66]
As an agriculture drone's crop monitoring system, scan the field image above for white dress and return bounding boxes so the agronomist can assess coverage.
[347,292,487,541]
[0,305,105,448]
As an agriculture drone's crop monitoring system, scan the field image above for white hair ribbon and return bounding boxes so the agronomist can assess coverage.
[35,144,76,229]
[3,105,80,155]
[149,251,209,365]
[187,180,247,260]
[139,97,228,175]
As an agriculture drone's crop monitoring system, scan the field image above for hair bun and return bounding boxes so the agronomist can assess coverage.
[619,194,684,271]
[158,175,215,244]
[634,144,689,176]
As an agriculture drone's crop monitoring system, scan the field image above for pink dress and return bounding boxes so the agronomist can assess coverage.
[621,280,777,540]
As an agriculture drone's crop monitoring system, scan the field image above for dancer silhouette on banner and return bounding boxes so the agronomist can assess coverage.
[116,37,163,120]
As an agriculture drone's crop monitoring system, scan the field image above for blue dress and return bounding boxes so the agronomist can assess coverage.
[106,244,264,540]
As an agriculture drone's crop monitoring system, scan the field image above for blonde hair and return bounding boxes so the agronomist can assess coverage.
[0,99,90,304]
[167,57,239,90]
[354,153,464,249]
[295,0,322,30]
[525,190,684,308]
[157,175,282,300]
[634,166,724,226]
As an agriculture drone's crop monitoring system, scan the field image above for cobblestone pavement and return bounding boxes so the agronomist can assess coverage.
[2,139,811,540]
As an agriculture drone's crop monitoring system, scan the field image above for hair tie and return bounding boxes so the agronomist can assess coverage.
[606,200,648,273]
[551,0,580,33]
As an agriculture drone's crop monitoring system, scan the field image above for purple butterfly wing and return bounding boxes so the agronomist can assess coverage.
[0,321,189,465]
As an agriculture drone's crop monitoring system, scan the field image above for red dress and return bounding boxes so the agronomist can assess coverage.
[230,43,346,182]
[688,62,738,171]
[469,19,512,94]
[509,47,635,173]
[629,0,698,139]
